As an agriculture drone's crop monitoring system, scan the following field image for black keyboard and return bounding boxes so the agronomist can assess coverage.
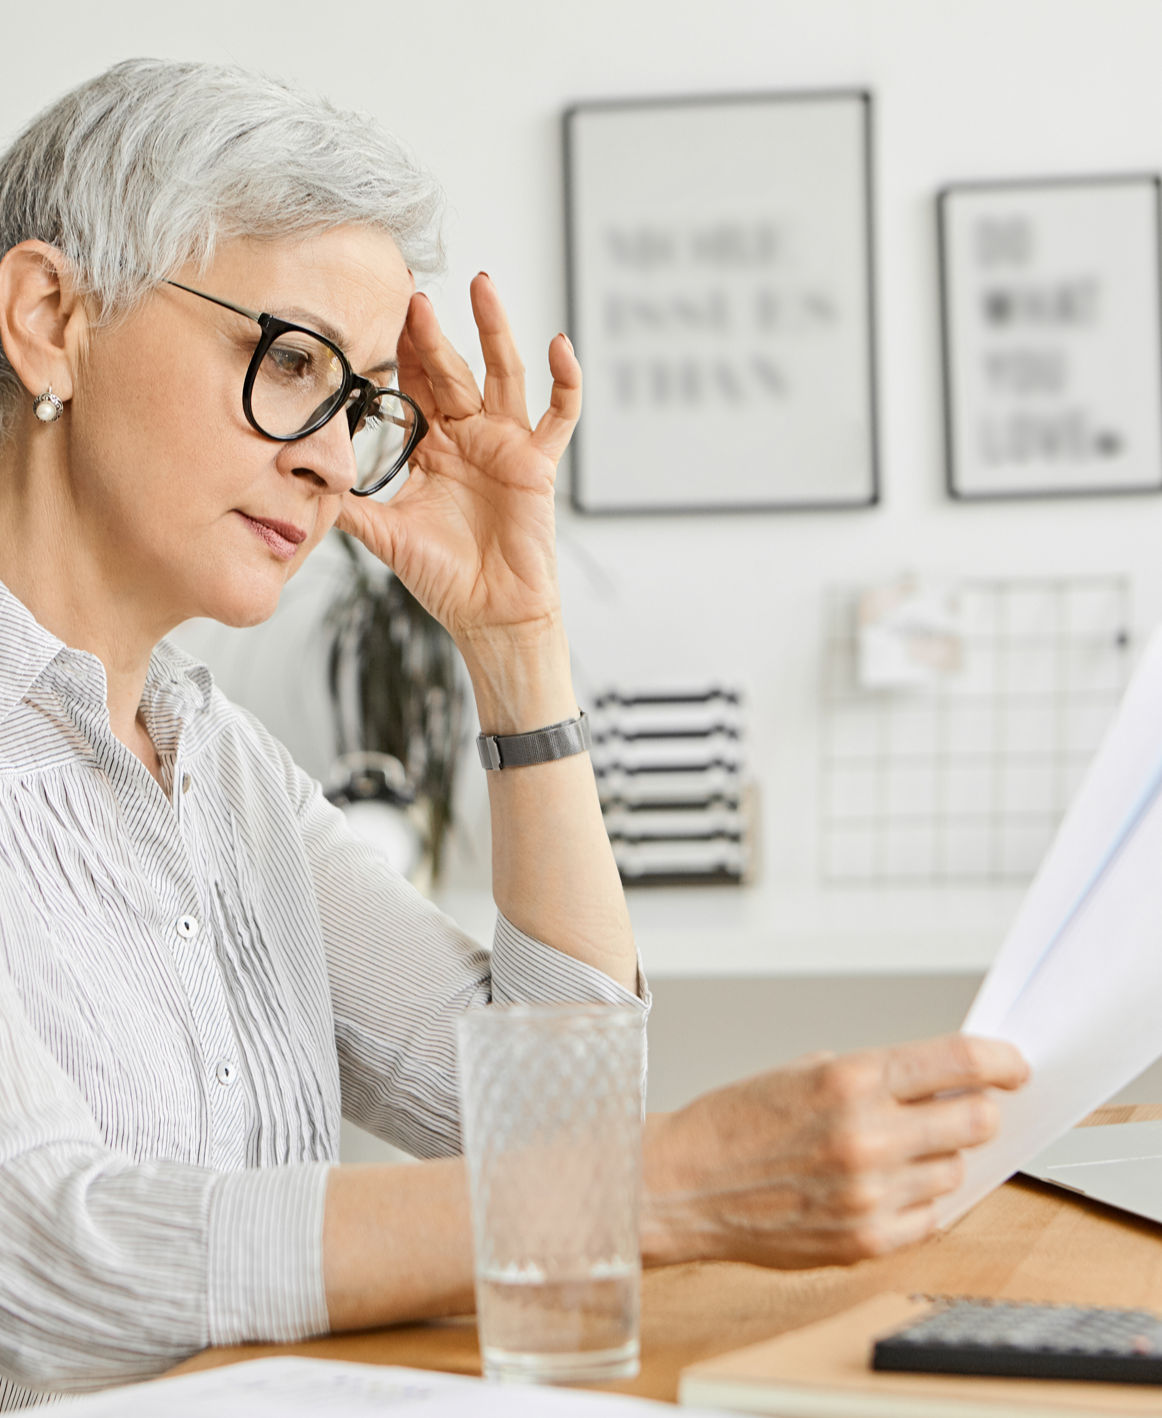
[872,1298,1162,1384]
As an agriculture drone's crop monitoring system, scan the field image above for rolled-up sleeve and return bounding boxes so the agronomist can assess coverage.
[491,912,650,1011]
[205,1163,329,1349]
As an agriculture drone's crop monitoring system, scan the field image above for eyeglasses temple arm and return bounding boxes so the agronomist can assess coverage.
[165,280,264,324]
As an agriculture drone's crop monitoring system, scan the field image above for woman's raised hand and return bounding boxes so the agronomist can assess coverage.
[335,274,579,651]
[641,1033,1030,1270]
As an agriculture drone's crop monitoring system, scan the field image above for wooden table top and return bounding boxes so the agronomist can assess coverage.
[174,1103,1162,1403]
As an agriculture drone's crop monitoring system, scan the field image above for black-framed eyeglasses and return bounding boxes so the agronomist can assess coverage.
[166,280,427,497]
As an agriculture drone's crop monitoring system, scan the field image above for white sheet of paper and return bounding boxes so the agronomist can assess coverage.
[57,1357,731,1417]
[933,627,1162,1228]
[965,626,1162,1035]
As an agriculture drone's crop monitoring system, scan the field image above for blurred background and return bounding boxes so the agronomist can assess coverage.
[5,0,1162,1158]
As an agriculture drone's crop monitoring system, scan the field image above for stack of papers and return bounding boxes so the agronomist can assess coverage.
[937,627,1162,1227]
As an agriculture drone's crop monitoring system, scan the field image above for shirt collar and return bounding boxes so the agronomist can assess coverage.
[0,579,214,729]
[0,579,68,727]
[144,637,215,721]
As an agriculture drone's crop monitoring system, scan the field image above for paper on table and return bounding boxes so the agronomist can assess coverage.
[57,1356,733,1417]
[933,627,1162,1228]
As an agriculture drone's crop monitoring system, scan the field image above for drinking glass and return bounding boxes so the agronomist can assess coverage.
[456,1002,645,1384]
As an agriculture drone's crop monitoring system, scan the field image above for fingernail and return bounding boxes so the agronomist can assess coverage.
[560,332,574,351]
[477,270,491,281]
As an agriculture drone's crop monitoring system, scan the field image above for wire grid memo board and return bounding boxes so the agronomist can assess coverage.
[819,577,1133,885]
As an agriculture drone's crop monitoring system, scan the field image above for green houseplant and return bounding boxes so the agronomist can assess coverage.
[324,533,467,884]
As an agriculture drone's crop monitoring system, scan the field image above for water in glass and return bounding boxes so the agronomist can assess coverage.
[477,1258,639,1383]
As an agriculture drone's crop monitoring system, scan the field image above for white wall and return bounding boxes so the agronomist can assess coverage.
[6,0,1162,976]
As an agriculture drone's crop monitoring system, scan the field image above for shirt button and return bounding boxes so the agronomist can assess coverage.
[214,1059,236,1087]
[181,773,193,794]
[175,915,199,939]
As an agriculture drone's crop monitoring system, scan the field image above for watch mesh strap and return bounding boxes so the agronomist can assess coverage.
[477,711,591,770]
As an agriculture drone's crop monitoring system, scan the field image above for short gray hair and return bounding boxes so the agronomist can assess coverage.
[0,57,445,440]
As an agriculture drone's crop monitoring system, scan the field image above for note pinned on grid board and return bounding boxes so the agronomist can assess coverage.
[936,625,1162,1228]
[856,578,966,691]
[59,1357,733,1417]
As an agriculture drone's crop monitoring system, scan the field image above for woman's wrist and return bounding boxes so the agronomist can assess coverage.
[640,1111,708,1270]
[459,615,579,736]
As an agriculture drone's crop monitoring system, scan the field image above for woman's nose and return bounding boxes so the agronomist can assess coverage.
[279,410,359,495]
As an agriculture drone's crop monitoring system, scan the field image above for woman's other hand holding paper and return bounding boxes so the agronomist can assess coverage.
[641,1033,1030,1270]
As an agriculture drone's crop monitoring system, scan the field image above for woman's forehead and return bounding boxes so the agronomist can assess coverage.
[196,227,412,347]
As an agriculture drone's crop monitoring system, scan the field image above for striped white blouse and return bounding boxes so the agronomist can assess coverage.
[0,582,645,1410]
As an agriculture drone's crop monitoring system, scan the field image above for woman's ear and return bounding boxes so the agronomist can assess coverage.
[0,240,88,404]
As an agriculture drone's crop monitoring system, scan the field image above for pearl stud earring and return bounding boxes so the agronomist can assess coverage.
[33,386,64,423]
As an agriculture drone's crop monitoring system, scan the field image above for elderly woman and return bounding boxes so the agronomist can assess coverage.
[0,57,1026,1408]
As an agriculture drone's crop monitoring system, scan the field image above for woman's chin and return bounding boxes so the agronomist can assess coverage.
[200,583,285,631]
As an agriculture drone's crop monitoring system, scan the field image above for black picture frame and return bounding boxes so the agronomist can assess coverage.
[938,173,1162,501]
[563,89,880,515]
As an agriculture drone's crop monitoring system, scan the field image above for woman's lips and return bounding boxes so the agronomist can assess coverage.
[237,512,307,562]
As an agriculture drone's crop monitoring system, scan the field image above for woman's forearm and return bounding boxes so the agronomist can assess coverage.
[323,1159,476,1330]
[460,618,638,995]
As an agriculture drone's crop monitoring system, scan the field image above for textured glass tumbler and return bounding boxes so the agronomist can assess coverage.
[457,1003,645,1384]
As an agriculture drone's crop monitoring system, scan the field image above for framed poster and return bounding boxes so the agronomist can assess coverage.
[939,174,1162,500]
[563,90,879,514]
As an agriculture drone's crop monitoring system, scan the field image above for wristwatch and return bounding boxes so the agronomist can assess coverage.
[477,711,591,770]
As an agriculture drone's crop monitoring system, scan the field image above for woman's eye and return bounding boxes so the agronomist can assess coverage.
[267,343,315,379]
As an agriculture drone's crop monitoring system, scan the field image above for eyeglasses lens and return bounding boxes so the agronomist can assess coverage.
[350,392,421,493]
[250,330,346,439]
